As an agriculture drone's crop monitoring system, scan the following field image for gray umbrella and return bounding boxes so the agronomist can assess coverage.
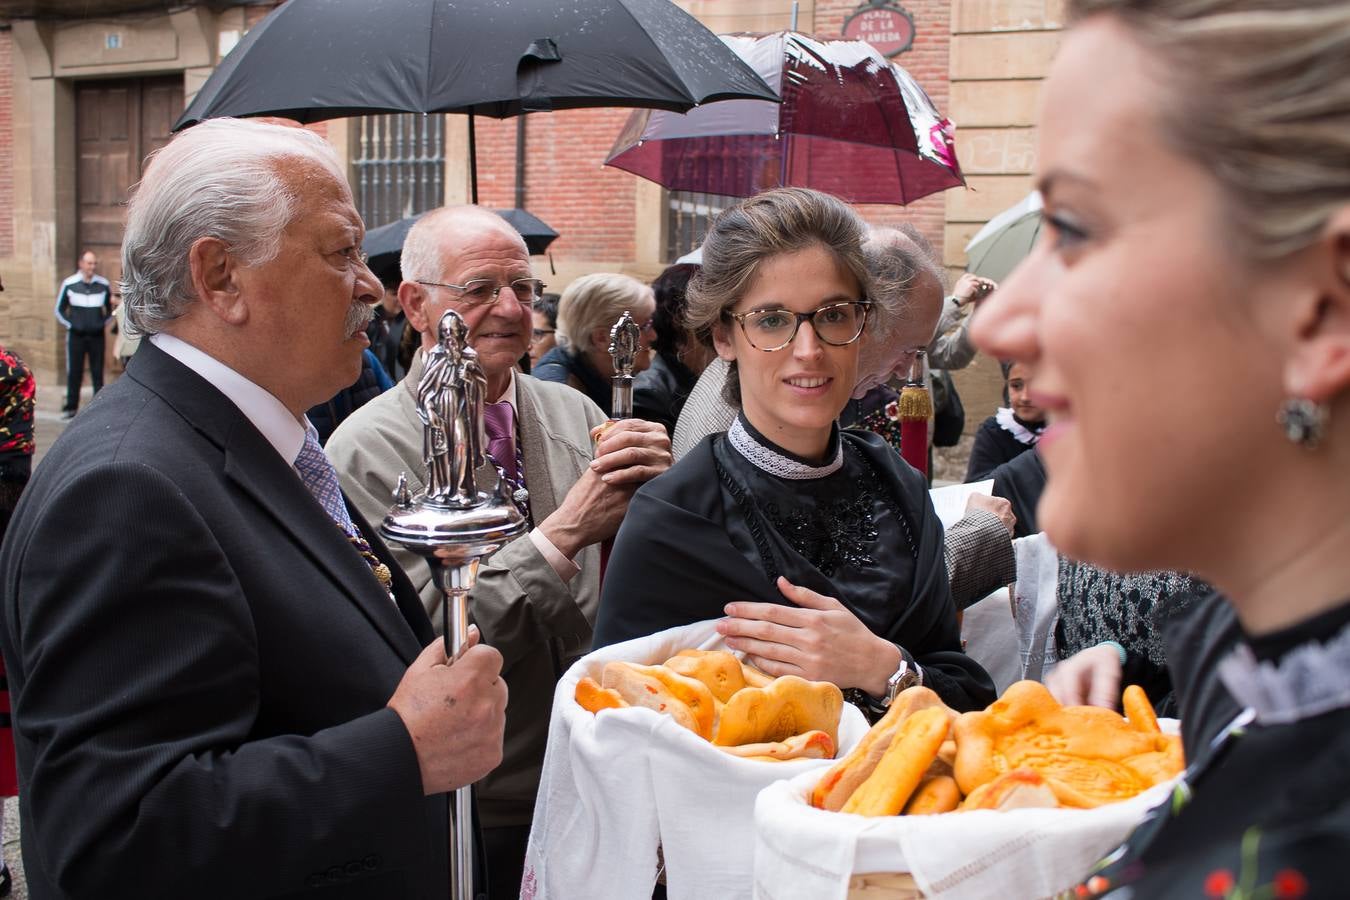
[175,0,778,202]
[964,191,1044,283]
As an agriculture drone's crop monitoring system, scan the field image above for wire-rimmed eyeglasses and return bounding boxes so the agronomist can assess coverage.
[726,300,872,352]
[416,277,546,307]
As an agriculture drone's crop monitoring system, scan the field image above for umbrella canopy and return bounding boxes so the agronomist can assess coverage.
[964,191,1043,282]
[364,208,560,280]
[604,31,963,206]
[176,0,776,125]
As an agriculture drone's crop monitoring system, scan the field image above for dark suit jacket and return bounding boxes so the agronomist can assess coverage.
[0,341,447,899]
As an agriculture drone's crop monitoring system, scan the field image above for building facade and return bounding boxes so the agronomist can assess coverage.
[0,0,1060,435]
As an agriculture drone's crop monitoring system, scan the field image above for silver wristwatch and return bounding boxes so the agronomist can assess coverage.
[874,651,922,710]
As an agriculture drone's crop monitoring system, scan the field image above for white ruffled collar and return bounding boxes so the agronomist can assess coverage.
[995,407,1043,446]
[727,416,843,480]
[1217,619,1350,726]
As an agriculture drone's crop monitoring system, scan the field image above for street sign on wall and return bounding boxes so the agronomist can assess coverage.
[842,0,916,57]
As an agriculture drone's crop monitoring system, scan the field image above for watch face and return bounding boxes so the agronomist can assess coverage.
[885,660,916,704]
[895,667,920,693]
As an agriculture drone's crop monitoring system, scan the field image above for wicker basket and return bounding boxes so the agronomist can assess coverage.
[847,871,923,898]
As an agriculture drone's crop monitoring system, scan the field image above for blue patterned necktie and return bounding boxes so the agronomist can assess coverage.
[294,427,393,594]
[295,428,358,536]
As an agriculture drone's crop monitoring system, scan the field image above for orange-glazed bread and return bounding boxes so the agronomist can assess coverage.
[841,707,950,816]
[713,675,843,749]
[664,649,749,703]
[1122,684,1161,734]
[741,662,774,689]
[717,730,836,762]
[601,661,717,739]
[902,775,962,815]
[962,768,1060,811]
[1123,733,1186,787]
[953,681,1175,807]
[575,676,628,714]
[810,686,950,811]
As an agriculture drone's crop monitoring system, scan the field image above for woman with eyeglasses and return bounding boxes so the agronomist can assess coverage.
[594,188,995,714]
[532,273,657,416]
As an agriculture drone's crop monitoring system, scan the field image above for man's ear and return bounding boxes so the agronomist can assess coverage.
[712,319,737,362]
[1284,206,1350,404]
[401,281,430,335]
[188,237,248,326]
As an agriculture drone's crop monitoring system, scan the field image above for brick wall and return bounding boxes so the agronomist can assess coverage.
[0,29,12,260]
[470,107,639,268]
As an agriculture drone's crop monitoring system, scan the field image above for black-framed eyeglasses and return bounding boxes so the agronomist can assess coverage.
[416,277,545,307]
[726,300,872,352]
[531,327,556,342]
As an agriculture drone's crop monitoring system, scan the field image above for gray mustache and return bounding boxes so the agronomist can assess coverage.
[344,300,375,336]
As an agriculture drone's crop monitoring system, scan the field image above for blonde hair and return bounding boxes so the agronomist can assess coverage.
[1070,0,1350,258]
[555,273,653,353]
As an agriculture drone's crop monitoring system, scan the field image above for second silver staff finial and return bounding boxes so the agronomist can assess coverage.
[608,310,641,420]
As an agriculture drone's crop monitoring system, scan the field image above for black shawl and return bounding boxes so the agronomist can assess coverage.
[595,424,994,711]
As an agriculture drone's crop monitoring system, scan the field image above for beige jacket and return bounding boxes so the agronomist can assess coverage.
[328,352,608,827]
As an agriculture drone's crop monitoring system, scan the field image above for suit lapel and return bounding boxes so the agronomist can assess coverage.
[515,378,562,525]
[130,341,422,663]
[223,426,423,663]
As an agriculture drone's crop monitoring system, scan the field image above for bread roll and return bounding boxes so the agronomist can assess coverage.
[664,649,749,703]
[953,680,1171,804]
[810,686,950,812]
[962,768,1059,811]
[713,675,843,749]
[902,775,962,815]
[575,676,628,714]
[841,707,950,817]
[601,661,717,739]
[1122,684,1160,734]
[718,730,836,762]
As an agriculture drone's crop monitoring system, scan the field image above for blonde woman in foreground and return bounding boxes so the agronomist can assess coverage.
[972,0,1350,896]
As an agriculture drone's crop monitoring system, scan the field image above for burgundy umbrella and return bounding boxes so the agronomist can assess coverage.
[604,31,964,205]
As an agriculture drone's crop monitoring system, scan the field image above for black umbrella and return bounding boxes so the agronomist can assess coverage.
[364,208,560,281]
[174,0,778,202]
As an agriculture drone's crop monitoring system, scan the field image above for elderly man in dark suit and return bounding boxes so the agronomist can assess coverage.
[0,118,506,899]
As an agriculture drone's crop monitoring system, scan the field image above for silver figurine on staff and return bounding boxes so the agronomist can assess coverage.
[379,309,527,900]
[608,310,641,420]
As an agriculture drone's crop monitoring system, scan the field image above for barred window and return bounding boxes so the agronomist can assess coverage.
[353,113,445,229]
[665,190,738,262]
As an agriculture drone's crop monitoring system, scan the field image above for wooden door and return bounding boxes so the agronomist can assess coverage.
[75,75,183,373]
[76,75,184,290]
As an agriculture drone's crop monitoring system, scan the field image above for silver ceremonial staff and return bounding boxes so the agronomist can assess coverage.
[608,310,641,420]
[380,309,527,900]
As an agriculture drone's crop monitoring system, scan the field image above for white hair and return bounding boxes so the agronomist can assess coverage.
[400,205,526,284]
[556,273,653,353]
[120,118,344,334]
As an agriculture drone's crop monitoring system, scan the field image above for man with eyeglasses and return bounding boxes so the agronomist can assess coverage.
[327,205,671,899]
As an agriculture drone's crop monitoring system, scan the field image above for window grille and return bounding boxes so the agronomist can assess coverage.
[353,114,445,229]
[665,190,738,262]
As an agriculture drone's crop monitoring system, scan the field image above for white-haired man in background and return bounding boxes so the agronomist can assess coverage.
[328,205,672,898]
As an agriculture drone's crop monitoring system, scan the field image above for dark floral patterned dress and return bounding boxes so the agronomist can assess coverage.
[1062,593,1350,899]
